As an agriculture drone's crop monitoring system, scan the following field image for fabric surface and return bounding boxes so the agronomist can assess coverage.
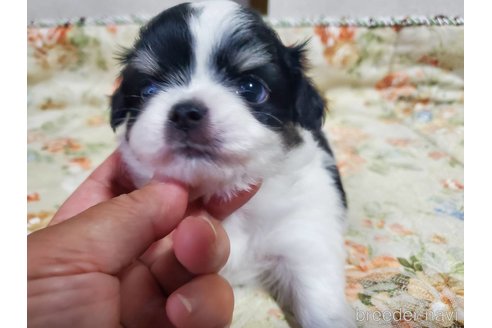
[27,21,464,327]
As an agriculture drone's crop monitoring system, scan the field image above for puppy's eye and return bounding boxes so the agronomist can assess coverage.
[236,76,269,104]
[141,84,159,98]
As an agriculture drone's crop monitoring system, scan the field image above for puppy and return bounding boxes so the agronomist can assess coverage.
[111,1,354,327]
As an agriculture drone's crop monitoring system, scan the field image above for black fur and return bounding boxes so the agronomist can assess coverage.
[314,129,347,207]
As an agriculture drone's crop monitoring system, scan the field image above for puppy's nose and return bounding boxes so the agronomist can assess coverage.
[168,101,208,131]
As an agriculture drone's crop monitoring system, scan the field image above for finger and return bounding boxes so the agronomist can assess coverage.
[147,241,194,296]
[140,235,174,265]
[119,260,172,328]
[204,183,261,220]
[166,274,234,328]
[140,236,194,295]
[148,215,230,294]
[139,198,206,266]
[50,151,135,225]
[173,215,230,274]
[28,181,189,279]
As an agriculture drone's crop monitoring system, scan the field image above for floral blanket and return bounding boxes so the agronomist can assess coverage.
[27,18,464,327]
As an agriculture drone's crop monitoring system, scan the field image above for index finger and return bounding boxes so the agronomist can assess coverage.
[50,151,134,225]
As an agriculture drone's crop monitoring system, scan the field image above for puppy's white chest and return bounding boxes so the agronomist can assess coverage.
[218,154,346,287]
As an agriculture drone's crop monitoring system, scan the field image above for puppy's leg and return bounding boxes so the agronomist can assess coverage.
[264,223,355,328]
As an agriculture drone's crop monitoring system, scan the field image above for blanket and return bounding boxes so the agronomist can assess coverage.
[27,17,464,327]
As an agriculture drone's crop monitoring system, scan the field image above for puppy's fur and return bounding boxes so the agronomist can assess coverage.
[111,1,354,326]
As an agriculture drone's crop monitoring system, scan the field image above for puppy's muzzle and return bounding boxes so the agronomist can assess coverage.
[169,101,208,132]
[166,100,218,158]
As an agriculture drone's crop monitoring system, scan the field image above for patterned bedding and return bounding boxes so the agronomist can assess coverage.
[27,18,464,327]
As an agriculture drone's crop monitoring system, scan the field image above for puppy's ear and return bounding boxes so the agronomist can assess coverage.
[110,48,135,131]
[287,42,325,131]
[110,85,126,131]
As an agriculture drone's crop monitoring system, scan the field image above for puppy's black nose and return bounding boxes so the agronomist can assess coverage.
[168,101,208,131]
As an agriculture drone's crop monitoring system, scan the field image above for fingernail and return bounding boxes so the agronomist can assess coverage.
[199,215,217,238]
[176,294,192,314]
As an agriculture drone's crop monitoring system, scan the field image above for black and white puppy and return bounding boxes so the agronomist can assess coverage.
[111,1,354,327]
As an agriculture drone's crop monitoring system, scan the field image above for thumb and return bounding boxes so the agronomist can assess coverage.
[28,181,188,279]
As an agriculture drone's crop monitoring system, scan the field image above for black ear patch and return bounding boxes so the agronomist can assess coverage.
[294,76,326,131]
[287,43,326,132]
[110,85,126,131]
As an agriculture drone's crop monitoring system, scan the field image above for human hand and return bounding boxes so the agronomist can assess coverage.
[28,151,259,328]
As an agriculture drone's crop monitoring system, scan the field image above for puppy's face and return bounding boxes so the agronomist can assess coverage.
[111,0,325,196]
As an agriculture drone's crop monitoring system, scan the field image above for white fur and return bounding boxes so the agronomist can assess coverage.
[190,1,271,74]
[118,1,355,326]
